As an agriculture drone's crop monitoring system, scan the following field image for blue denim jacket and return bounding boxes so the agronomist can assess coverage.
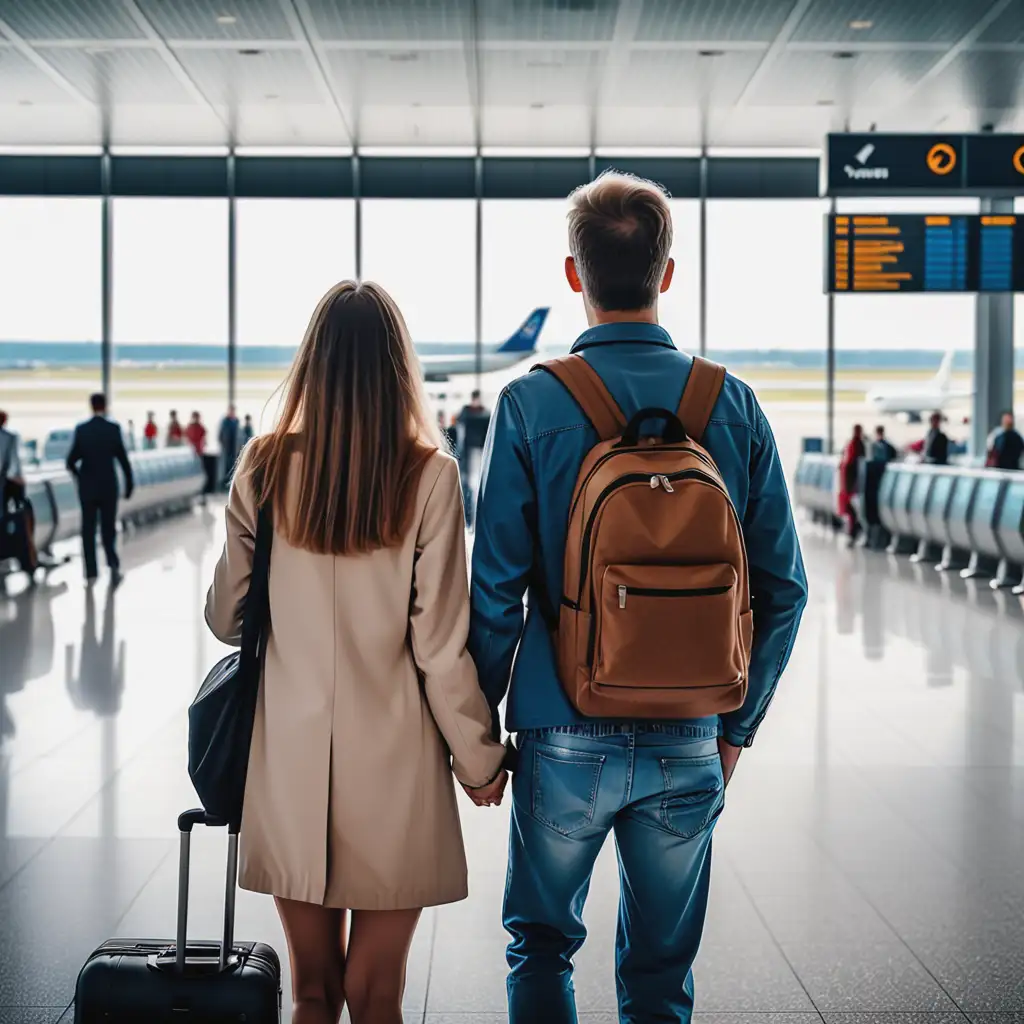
[468,322,808,747]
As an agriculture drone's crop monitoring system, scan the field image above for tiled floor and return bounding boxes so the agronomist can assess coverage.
[1,506,1023,1023]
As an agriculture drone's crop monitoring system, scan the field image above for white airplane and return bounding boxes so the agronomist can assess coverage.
[865,351,972,422]
[416,308,549,382]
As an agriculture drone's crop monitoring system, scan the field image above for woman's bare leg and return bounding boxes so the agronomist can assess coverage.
[343,908,422,1024]
[275,896,347,1024]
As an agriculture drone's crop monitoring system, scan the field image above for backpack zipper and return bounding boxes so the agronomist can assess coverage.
[616,583,732,608]
[576,469,731,607]
[568,444,717,522]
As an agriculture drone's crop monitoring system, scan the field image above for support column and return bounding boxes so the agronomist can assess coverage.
[474,151,483,387]
[698,148,708,358]
[353,152,362,281]
[100,147,112,399]
[227,150,237,409]
[972,196,1016,457]
[826,196,837,454]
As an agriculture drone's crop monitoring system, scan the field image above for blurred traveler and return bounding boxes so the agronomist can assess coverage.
[66,393,134,585]
[839,424,866,547]
[143,412,158,450]
[923,411,949,466]
[456,390,491,527]
[0,410,23,498]
[987,411,1024,470]
[241,413,255,446]
[218,404,240,488]
[167,410,184,448]
[125,420,137,452]
[206,281,506,1024]
[0,410,37,575]
[185,411,207,455]
[871,424,897,463]
[469,171,807,1023]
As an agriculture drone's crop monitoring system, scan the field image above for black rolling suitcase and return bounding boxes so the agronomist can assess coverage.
[74,808,281,1022]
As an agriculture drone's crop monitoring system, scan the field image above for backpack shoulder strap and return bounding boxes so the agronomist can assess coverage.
[677,357,726,443]
[534,355,626,441]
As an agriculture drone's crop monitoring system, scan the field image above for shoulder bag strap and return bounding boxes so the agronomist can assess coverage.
[238,504,273,673]
[677,356,726,443]
[534,355,627,441]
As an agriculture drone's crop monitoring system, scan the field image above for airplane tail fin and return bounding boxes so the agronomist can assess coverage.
[933,350,955,392]
[498,307,549,353]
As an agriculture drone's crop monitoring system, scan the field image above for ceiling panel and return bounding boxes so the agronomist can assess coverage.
[360,102,475,144]
[596,104,703,146]
[478,0,619,42]
[483,103,593,146]
[978,1,1024,43]
[918,51,1024,111]
[615,50,762,107]
[307,0,468,41]
[636,0,797,43]
[135,0,297,41]
[482,50,598,105]
[175,48,325,105]
[792,0,997,44]
[0,0,145,40]
[340,49,470,105]
[0,49,86,103]
[754,50,937,107]
[38,47,198,104]
[234,103,351,145]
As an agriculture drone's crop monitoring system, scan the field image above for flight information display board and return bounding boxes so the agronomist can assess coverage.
[827,214,1024,293]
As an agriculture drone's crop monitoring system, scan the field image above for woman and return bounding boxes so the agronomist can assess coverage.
[205,281,508,1024]
[839,423,866,547]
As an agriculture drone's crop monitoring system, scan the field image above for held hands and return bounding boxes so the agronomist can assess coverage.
[717,737,742,787]
[462,769,508,808]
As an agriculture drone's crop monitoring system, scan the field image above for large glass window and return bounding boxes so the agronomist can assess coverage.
[834,197,978,463]
[0,198,102,461]
[236,199,356,435]
[112,199,229,454]
[361,200,476,344]
[706,199,829,472]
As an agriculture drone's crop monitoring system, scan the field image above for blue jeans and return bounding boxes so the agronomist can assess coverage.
[504,725,724,1023]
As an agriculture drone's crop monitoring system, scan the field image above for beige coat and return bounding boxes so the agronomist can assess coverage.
[205,447,505,910]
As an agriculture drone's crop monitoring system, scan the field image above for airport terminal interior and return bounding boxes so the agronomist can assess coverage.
[3,0,1024,1021]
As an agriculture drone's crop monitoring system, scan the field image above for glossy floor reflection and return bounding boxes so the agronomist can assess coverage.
[1,508,1023,1024]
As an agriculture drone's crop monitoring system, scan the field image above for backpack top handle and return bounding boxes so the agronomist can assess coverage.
[534,355,627,442]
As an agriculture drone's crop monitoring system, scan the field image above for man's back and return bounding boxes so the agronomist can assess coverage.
[993,427,1024,470]
[68,417,129,499]
[0,426,21,490]
[469,321,806,746]
[924,426,949,465]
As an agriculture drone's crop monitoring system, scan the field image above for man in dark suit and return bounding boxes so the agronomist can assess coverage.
[66,393,134,584]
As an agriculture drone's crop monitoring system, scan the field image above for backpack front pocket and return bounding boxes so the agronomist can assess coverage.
[595,563,741,690]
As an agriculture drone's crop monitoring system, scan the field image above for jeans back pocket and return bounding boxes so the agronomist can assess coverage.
[531,743,606,837]
[659,753,725,840]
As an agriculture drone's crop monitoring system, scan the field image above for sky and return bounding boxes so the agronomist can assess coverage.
[0,195,1021,354]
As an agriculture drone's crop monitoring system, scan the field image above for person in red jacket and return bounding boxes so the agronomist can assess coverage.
[143,412,158,450]
[185,411,207,455]
[839,424,866,547]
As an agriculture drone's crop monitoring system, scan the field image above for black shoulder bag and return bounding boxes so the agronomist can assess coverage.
[188,504,273,827]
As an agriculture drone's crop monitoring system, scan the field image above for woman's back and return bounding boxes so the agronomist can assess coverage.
[204,280,504,913]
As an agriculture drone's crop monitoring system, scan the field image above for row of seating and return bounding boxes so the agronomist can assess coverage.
[20,448,205,555]
[793,453,1024,592]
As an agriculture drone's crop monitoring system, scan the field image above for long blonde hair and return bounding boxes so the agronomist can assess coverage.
[246,280,440,554]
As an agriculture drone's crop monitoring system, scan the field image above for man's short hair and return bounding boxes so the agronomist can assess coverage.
[567,170,673,312]
[90,393,107,413]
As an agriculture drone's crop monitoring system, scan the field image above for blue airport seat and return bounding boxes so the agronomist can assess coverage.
[995,477,1024,565]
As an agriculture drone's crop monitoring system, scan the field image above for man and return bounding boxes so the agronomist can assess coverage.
[987,411,1024,470]
[143,412,158,450]
[166,410,184,448]
[241,414,255,447]
[456,390,491,527]
[66,394,134,584]
[469,171,807,1022]
[185,411,207,455]
[923,411,949,466]
[218,405,240,488]
[871,424,897,463]
[0,410,23,499]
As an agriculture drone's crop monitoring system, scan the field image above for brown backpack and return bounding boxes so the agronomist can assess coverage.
[537,354,751,719]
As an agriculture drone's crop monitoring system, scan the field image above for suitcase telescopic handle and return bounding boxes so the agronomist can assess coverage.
[176,807,241,973]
